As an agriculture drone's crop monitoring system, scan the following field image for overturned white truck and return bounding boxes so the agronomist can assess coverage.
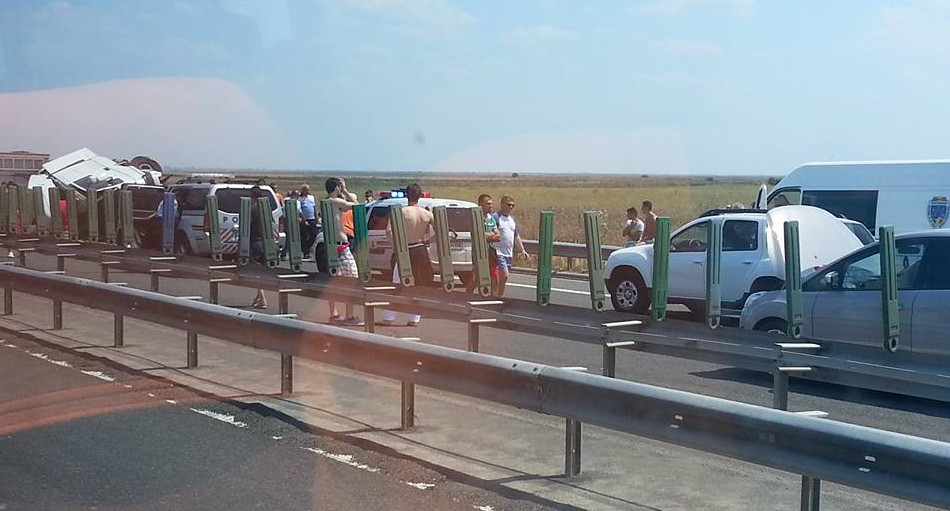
[25,148,165,245]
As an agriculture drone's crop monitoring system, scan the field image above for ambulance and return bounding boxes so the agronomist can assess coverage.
[753,160,950,234]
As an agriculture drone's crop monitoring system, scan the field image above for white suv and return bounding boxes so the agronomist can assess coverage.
[604,206,864,315]
[166,181,284,256]
[313,194,478,283]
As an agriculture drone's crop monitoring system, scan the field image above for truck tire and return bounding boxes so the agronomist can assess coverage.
[608,268,651,314]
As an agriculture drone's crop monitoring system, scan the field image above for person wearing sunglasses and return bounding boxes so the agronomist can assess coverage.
[491,195,529,297]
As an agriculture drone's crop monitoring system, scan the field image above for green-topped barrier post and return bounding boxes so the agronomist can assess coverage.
[48,188,64,240]
[206,195,223,262]
[102,190,117,245]
[319,199,341,275]
[9,186,20,234]
[469,206,492,297]
[389,204,413,286]
[651,217,671,322]
[20,186,34,234]
[86,189,99,242]
[432,206,455,291]
[583,211,606,311]
[879,226,899,353]
[32,186,49,237]
[117,190,134,247]
[64,189,79,241]
[283,199,303,272]
[0,186,9,233]
[237,197,251,265]
[537,211,555,306]
[783,221,804,339]
[705,217,723,329]
[259,198,278,268]
[352,204,371,283]
[160,192,175,254]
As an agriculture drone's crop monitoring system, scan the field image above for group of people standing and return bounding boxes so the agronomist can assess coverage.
[468,193,529,298]
[622,200,659,247]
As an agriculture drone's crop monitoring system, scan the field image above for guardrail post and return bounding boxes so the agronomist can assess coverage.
[86,189,99,242]
[401,381,415,430]
[114,312,124,347]
[48,188,64,240]
[537,211,555,306]
[705,217,723,329]
[19,186,34,235]
[65,188,79,241]
[432,206,455,291]
[52,291,63,330]
[277,288,301,396]
[259,197,279,268]
[362,286,395,333]
[151,268,171,292]
[583,211,606,311]
[100,260,119,282]
[102,190,117,245]
[801,476,821,511]
[319,199,342,275]
[469,206,492,296]
[187,331,198,368]
[31,186,48,237]
[352,204,371,284]
[600,320,642,377]
[206,195,223,262]
[209,277,231,305]
[160,192,176,255]
[651,217,671,322]
[238,197,251,265]
[878,226,899,352]
[565,418,582,477]
[283,199,303,272]
[388,204,413,286]
[117,190,134,247]
[784,221,804,338]
[0,186,8,233]
[2,278,11,315]
[7,185,19,234]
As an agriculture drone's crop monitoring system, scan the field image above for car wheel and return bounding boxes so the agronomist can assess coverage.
[754,318,788,335]
[315,243,329,273]
[608,268,651,314]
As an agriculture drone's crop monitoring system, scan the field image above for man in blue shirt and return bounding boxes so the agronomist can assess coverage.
[299,184,317,259]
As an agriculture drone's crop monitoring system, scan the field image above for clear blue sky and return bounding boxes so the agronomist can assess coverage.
[1,0,948,175]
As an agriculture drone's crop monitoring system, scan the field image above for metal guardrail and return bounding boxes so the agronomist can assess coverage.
[0,264,948,509]
[4,236,950,405]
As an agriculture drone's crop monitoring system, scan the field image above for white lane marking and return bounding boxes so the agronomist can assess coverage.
[506,282,609,296]
[405,482,436,490]
[271,436,283,440]
[80,370,116,382]
[474,506,495,511]
[147,393,156,398]
[165,399,177,404]
[302,447,380,473]
[2,342,18,348]
[27,351,72,368]
[189,408,247,428]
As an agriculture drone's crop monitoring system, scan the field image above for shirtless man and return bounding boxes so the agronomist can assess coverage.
[325,177,364,327]
[379,183,434,327]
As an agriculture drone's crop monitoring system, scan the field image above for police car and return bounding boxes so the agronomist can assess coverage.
[313,190,479,284]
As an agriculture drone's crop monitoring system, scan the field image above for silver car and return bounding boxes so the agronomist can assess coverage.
[739,230,950,356]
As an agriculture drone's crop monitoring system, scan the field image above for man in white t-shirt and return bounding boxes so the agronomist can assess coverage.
[491,195,529,297]
[622,206,645,247]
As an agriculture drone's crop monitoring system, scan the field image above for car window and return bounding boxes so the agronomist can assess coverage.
[446,207,473,232]
[805,239,931,292]
[174,187,210,211]
[801,190,878,231]
[214,188,278,214]
[768,188,800,208]
[722,220,758,252]
[671,222,708,252]
[909,238,950,290]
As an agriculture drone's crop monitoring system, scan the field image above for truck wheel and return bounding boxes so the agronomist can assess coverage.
[754,318,788,335]
[608,268,651,314]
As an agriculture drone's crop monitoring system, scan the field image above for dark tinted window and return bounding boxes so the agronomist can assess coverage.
[801,190,878,230]
[173,187,210,211]
[722,220,758,251]
[214,188,278,214]
[446,207,474,232]
[368,206,390,230]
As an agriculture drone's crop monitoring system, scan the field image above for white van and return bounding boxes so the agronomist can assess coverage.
[754,160,950,234]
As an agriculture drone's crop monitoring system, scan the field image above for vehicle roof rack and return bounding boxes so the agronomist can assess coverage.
[174,174,268,186]
[698,208,767,217]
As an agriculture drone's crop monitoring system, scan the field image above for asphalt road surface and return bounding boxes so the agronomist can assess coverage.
[0,334,566,511]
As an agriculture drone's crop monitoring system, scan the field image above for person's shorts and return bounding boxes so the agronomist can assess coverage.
[336,247,359,278]
[497,255,514,273]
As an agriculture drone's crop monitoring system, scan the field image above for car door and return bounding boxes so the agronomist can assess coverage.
[808,241,919,349]
[366,205,391,271]
[907,238,950,356]
[668,220,708,299]
[720,220,762,304]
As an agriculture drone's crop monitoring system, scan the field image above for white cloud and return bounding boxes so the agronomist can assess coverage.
[339,0,474,35]
[635,0,755,16]
[503,25,581,46]
[648,37,723,57]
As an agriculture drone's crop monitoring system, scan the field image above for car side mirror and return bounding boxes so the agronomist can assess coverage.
[823,271,840,289]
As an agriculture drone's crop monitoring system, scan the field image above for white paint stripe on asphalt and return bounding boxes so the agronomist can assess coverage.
[506,282,611,297]
[302,447,380,473]
[80,370,116,382]
[27,351,72,368]
[189,408,247,428]
[405,482,436,490]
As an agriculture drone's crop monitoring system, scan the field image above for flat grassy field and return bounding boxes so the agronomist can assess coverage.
[246,173,770,247]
